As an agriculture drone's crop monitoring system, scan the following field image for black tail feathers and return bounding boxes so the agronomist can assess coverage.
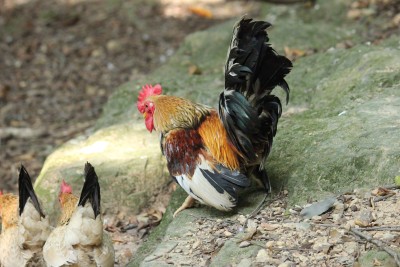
[18,165,45,217]
[78,162,101,218]
[220,17,292,163]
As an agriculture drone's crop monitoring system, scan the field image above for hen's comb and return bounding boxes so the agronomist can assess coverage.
[0,190,3,196]
[137,84,162,113]
[60,180,72,194]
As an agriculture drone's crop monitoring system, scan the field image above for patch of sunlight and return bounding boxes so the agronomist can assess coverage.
[80,141,109,154]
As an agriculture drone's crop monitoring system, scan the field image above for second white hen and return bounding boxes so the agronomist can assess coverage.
[43,162,115,267]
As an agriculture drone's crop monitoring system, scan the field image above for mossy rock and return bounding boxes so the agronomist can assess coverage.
[34,123,169,222]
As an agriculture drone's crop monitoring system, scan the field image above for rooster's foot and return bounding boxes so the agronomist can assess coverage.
[173,196,195,218]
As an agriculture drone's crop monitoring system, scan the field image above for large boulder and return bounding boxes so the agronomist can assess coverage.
[34,123,169,221]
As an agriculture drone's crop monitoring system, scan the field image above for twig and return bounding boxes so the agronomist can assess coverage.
[144,243,178,262]
[248,193,269,218]
[357,226,400,232]
[382,185,400,190]
[272,246,313,252]
[246,185,285,221]
[350,228,400,267]
[311,223,340,228]
[374,194,395,203]
[237,237,314,252]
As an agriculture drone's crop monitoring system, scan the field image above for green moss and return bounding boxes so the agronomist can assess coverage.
[357,250,397,267]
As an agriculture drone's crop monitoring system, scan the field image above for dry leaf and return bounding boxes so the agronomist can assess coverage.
[237,227,257,243]
[188,64,202,75]
[284,46,306,60]
[188,6,212,19]
[371,187,395,196]
[373,258,382,266]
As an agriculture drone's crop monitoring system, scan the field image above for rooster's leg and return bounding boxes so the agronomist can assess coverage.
[173,196,195,218]
[252,167,271,194]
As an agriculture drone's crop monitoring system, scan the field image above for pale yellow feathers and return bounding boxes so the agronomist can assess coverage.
[0,193,18,230]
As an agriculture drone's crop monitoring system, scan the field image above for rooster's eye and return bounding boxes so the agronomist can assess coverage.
[145,104,148,108]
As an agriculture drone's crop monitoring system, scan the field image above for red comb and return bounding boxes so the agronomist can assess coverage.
[60,180,72,194]
[0,190,3,196]
[137,84,162,113]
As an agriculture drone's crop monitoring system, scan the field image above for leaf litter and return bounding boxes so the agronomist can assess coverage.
[145,185,400,266]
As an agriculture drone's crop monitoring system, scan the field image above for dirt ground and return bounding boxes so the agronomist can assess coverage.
[0,0,257,265]
[0,0,258,193]
[0,0,399,266]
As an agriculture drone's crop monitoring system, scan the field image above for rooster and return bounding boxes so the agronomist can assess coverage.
[0,165,51,267]
[136,18,292,217]
[43,163,115,267]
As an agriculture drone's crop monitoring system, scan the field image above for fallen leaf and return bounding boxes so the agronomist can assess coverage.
[354,210,374,227]
[188,6,212,19]
[236,227,257,243]
[284,46,306,60]
[373,258,382,266]
[188,64,202,75]
[371,187,395,196]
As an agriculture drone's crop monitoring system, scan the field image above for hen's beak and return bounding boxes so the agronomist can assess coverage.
[143,112,147,119]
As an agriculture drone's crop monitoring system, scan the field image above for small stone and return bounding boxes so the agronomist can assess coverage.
[247,219,257,229]
[239,241,251,248]
[260,223,279,231]
[266,240,274,249]
[223,230,233,237]
[295,222,311,231]
[106,40,123,53]
[237,215,247,225]
[311,215,322,221]
[330,244,343,254]
[91,48,104,58]
[344,241,358,255]
[256,249,270,263]
[276,241,285,247]
[192,240,201,249]
[237,258,252,267]
[312,242,331,254]
[350,205,358,211]
[279,262,295,267]
[332,213,342,221]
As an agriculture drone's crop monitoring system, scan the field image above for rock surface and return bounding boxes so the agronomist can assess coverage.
[34,123,169,222]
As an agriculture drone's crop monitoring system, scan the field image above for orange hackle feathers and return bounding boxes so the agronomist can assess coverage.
[198,112,241,170]
[151,95,210,133]
[58,180,78,225]
[0,193,18,229]
[137,84,162,113]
